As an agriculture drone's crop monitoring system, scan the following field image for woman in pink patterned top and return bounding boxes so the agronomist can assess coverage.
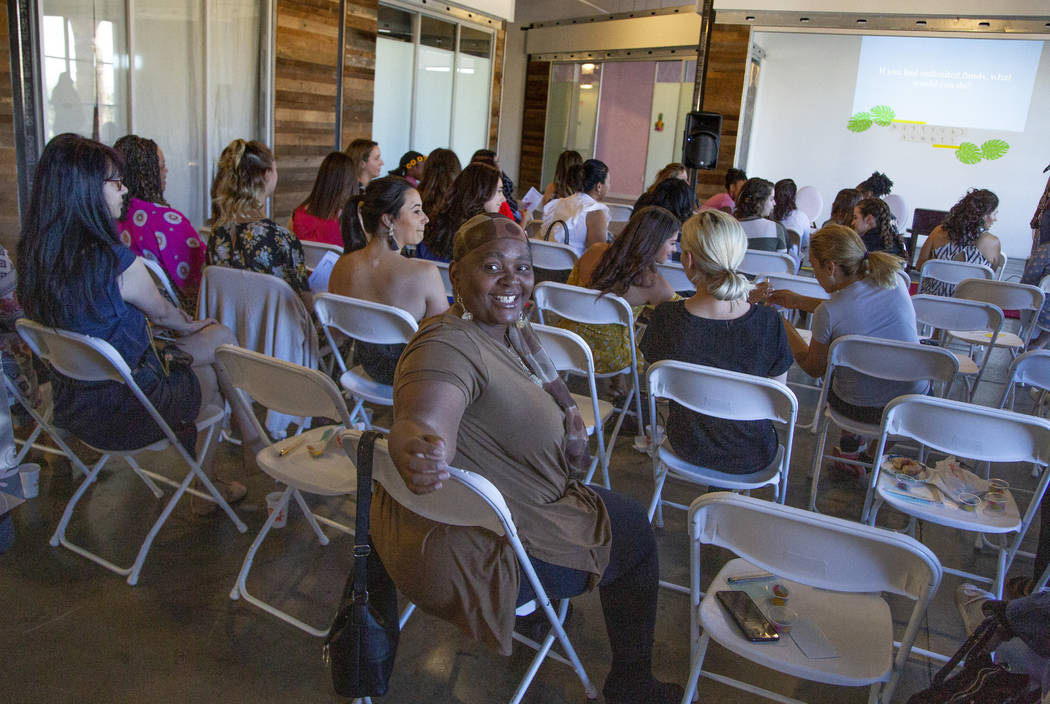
[114,135,205,305]
[289,151,356,248]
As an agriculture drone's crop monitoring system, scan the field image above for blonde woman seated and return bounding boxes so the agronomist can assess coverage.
[640,209,792,473]
[328,176,448,384]
[206,139,310,302]
[769,225,922,473]
[559,206,679,391]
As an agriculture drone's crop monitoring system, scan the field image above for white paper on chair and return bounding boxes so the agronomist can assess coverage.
[308,251,340,293]
[519,187,543,215]
[790,620,839,659]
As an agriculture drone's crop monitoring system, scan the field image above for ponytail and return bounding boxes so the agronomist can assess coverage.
[859,250,904,288]
[339,176,415,252]
[809,224,904,289]
[680,208,754,301]
[340,194,368,252]
[570,159,608,195]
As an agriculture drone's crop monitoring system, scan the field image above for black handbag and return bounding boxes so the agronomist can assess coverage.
[323,430,400,698]
[907,606,1037,704]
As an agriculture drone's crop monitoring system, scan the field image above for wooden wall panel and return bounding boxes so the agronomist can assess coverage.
[695,23,751,201]
[340,0,376,151]
[0,0,20,253]
[488,25,505,151]
[518,60,550,199]
[273,0,343,222]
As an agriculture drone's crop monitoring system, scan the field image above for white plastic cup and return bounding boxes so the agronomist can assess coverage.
[18,463,40,499]
[265,491,287,528]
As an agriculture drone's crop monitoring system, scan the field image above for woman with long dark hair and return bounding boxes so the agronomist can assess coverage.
[734,178,787,253]
[329,176,448,384]
[18,134,262,510]
[633,177,695,223]
[542,149,582,206]
[558,206,679,381]
[417,148,463,220]
[344,138,383,190]
[916,188,1002,296]
[772,178,813,254]
[113,135,205,303]
[290,151,357,247]
[541,159,611,256]
[823,188,862,228]
[416,163,503,262]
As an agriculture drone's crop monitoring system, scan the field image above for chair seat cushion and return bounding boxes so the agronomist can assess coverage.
[258,425,357,496]
[700,558,893,686]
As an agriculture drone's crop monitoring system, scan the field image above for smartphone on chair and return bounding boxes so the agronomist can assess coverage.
[715,590,780,642]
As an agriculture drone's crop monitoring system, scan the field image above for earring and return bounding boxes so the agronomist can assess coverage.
[456,296,473,321]
[386,224,399,250]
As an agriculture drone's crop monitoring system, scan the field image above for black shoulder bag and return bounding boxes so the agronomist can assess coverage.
[323,430,400,698]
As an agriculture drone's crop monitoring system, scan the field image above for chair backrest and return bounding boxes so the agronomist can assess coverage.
[996,253,1009,281]
[1000,350,1050,409]
[820,335,958,407]
[794,186,823,223]
[911,294,1004,337]
[689,492,941,598]
[140,256,179,303]
[954,278,1045,315]
[739,250,795,277]
[605,203,633,222]
[434,261,454,298]
[655,261,695,294]
[648,359,798,426]
[300,240,343,271]
[881,394,1050,466]
[919,259,994,289]
[312,293,418,374]
[197,265,317,365]
[215,345,353,432]
[341,429,508,536]
[883,194,908,228]
[532,281,633,329]
[759,273,829,301]
[529,239,579,272]
[532,324,603,433]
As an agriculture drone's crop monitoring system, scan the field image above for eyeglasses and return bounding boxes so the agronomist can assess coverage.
[105,177,124,189]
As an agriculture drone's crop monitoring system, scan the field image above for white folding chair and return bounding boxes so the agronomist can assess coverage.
[605,203,633,223]
[15,319,244,585]
[300,240,343,271]
[313,293,418,430]
[198,265,319,437]
[997,252,1009,281]
[646,360,797,527]
[656,261,695,295]
[683,492,941,704]
[865,395,1050,600]
[529,239,578,277]
[140,255,179,303]
[434,260,454,299]
[808,335,958,515]
[952,278,1045,356]
[739,250,795,277]
[999,349,1050,413]
[533,324,615,488]
[533,282,643,458]
[918,259,994,296]
[216,345,357,636]
[341,428,598,704]
[911,294,1003,402]
[4,371,91,479]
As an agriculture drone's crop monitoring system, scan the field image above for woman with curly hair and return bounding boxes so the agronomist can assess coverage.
[542,149,582,206]
[290,151,357,247]
[558,206,679,383]
[772,178,813,254]
[823,188,863,228]
[856,171,893,200]
[113,135,205,303]
[917,188,1002,296]
[417,147,462,219]
[387,151,425,186]
[853,197,907,258]
[416,163,503,262]
[734,177,787,253]
[206,139,309,299]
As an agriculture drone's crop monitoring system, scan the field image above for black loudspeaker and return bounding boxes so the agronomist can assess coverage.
[682,111,722,170]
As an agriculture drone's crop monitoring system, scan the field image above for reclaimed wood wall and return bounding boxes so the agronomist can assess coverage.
[517,59,550,199]
[340,0,377,151]
[0,0,20,253]
[695,23,750,201]
[488,27,505,151]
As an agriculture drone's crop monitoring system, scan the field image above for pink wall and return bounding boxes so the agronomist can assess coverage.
[595,61,655,198]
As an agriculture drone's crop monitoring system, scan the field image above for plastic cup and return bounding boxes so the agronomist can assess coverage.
[770,583,791,606]
[987,478,1009,495]
[958,493,981,512]
[265,491,287,528]
[768,606,797,634]
[18,463,40,499]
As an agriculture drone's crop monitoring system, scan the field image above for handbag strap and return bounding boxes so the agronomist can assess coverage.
[932,615,1000,685]
[352,430,382,601]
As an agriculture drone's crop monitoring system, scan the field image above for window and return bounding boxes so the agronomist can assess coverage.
[373,4,493,168]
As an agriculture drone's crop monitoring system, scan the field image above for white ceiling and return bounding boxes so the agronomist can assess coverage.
[516,0,684,25]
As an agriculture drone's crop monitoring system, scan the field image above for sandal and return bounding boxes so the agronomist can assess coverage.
[1004,575,1034,601]
[191,478,248,516]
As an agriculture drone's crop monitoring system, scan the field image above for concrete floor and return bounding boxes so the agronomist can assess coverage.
[2,290,1045,703]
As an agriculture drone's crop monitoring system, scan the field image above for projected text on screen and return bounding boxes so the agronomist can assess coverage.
[852,36,1043,133]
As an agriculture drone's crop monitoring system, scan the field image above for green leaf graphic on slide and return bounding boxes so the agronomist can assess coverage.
[847,112,873,132]
[955,142,983,165]
[981,139,1009,161]
[870,105,895,126]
